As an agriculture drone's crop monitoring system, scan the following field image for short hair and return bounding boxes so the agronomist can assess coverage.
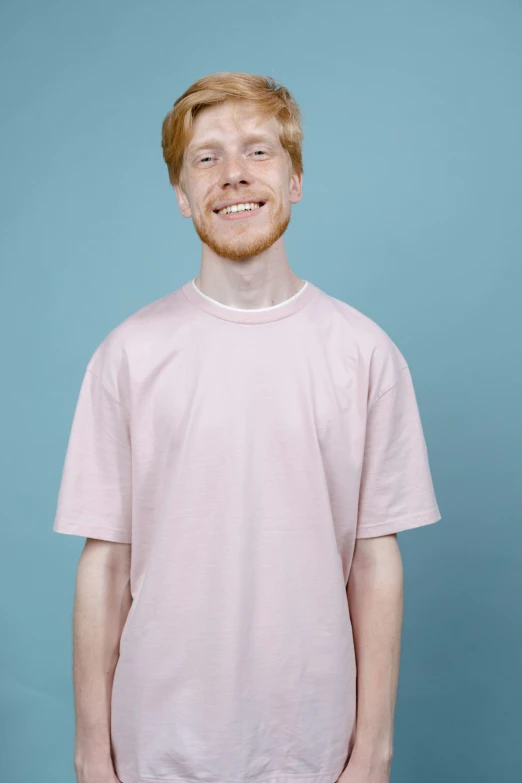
[161,72,303,187]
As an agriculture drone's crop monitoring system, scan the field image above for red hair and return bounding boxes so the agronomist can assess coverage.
[161,72,304,186]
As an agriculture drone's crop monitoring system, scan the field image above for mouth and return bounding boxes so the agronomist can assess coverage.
[213,200,266,220]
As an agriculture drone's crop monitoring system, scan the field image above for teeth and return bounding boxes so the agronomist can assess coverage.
[217,202,262,215]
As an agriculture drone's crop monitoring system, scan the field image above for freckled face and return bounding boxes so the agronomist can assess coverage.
[174,100,302,261]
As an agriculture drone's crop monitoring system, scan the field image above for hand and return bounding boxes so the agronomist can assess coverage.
[336,746,392,783]
[76,771,121,783]
[75,759,122,783]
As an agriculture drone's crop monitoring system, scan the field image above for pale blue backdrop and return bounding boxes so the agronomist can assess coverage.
[1,1,520,782]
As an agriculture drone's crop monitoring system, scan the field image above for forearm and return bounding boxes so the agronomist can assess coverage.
[73,540,132,777]
[346,535,403,764]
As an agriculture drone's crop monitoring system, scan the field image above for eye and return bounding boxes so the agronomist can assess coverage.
[199,156,214,163]
[253,150,267,156]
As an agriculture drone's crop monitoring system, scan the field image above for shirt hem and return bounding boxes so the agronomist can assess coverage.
[115,767,343,783]
[355,506,442,538]
[53,520,131,544]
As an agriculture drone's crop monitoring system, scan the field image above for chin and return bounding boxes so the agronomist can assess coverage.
[194,213,291,260]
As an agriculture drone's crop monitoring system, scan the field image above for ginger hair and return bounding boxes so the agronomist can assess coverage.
[161,72,303,187]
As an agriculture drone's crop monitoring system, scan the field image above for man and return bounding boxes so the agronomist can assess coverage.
[53,72,442,783]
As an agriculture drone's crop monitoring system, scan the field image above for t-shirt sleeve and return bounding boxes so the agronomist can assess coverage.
[53,347,132,544]
[356,363,441,538]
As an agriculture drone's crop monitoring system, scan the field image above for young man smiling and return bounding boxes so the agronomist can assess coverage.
[53,73,442,783]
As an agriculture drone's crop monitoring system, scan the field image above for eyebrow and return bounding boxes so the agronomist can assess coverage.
[187,133,276,155]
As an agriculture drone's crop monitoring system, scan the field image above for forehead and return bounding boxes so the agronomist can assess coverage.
[187,100,281,149]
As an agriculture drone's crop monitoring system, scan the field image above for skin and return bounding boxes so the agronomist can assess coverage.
[73,539,131,783]
[340,535,403,783]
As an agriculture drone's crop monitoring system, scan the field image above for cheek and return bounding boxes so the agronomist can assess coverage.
[191,198,210,220]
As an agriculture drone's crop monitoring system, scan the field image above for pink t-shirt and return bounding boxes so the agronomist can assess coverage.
[53,277,441,783]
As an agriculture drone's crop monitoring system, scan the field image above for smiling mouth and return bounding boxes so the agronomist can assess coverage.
[213,201,266,216]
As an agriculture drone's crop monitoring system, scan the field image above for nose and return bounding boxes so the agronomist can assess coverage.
[218,152,252,189]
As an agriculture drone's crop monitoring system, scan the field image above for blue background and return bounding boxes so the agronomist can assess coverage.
[1,1,521,781]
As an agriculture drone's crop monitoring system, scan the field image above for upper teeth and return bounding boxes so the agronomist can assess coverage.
[217,202,261,215]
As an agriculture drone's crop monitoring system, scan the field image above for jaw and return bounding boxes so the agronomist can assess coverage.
[193,202,291,261]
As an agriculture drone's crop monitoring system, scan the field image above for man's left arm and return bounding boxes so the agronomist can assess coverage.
[341,534,403,782]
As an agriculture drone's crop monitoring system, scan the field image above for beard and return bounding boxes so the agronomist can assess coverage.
[192,201,291,261]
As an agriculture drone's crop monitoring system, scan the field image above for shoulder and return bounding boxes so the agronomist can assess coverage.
[315,286,409,407]
[85,285,189,403]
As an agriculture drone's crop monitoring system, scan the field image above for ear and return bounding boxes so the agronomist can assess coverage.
[173,175,192,218]
[289,169,303,205]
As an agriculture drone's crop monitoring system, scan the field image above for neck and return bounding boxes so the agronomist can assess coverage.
[197,239,304,309]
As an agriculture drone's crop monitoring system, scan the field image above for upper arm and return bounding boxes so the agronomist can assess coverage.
[53,360,132,545]
[356,365,441,539]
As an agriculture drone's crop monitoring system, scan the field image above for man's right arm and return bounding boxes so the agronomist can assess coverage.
[73,538,132,783]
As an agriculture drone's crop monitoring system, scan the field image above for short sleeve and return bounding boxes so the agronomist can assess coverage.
[356,365,441,538]
[53,365,132,544]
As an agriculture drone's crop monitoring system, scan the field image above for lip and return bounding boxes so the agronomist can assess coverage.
[213,201,267,221]
[213,197,266,211]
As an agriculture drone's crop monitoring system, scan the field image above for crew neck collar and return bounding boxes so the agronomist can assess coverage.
[181,277,319,324]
